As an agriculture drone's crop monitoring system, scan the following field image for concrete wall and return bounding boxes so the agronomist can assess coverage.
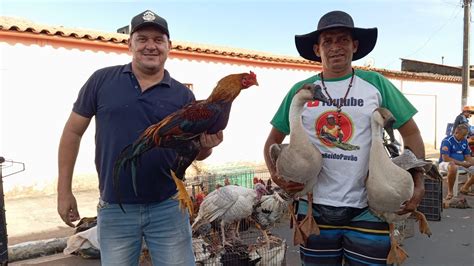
[1,42,130,196]
[397,79,465,150]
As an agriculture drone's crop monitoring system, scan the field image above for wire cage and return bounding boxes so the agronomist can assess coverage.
[0,157,26,265]
[188,169,272,194]
[190,169,287,265]
[193,220,287,266]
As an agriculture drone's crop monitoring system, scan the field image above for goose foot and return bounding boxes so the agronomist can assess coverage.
[412,211,432,237]
[298,193,320,239]
[288,204,305,246]
[387,223,409,265]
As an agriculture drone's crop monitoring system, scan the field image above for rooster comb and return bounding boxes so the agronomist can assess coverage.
[249,71,256,79]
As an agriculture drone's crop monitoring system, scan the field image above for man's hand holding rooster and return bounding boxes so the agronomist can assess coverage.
[197,130,223,160]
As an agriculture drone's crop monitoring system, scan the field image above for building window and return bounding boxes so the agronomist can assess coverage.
[183,83,194,91]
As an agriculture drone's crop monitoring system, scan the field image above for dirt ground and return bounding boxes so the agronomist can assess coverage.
[6,189,100,245]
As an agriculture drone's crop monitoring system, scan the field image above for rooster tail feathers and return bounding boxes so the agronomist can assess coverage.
[112,135,156,213]
[114,140,153,193]
[113,144,136,213]
[114,136,155,180]
[141,123,163,144]
[131,162,138,196]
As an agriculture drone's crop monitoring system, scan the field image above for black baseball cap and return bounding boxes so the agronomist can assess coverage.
[130,10,169,37]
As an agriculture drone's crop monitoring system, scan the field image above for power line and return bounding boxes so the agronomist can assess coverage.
[384,2,462,69]
[403,8,462,59]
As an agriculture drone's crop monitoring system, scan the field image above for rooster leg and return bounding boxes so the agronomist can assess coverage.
[386,223,409,265]
[173,140,201,179]
[171,170,194,216]
[288,203,305,246]
[412,211,432,237]
[298,193,320,242]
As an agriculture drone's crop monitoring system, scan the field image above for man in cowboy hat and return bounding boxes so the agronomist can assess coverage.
[264,10,426,265]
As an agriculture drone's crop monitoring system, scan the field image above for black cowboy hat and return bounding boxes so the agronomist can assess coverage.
[295,10,377,62]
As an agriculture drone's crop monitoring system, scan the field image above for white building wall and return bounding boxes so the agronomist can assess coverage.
[0,40,464,195]
[397,79,463,150]
[1,42,130,194]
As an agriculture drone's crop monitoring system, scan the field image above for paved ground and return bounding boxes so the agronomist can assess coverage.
[5,170,474,265]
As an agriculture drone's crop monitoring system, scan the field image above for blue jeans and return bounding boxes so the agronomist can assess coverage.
[97,197,194,266]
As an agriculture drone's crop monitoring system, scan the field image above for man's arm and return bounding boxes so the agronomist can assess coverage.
[398,118,425,159]
[464,155,474,167]
[264,127,286,176]
[57,112,91,227]
[263,127,304,194]
[440,147,474,168]
[396,118,425,215]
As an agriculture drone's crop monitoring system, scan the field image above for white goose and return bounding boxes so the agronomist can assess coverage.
[269,83,328,246]
[367,107,432,264]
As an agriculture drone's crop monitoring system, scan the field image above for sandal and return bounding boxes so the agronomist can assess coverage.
[445,194,453,200]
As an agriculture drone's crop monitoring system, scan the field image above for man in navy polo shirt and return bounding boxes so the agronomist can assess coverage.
[57,10,222,265]
[439,123,474,200]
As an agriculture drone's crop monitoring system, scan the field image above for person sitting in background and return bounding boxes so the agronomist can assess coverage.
[452,106,472,135]
[452,106,474,155]
[439,123,474,200]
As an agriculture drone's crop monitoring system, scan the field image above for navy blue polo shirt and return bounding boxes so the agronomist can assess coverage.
[73,63,195,204]
[439,135,470,163]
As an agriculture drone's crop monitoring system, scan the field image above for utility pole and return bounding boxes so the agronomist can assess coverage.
[461,0,471,107]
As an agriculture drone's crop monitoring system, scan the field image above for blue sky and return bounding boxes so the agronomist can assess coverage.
[1,0,471,70]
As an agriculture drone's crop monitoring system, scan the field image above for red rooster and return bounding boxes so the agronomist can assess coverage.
[114,71,258,215]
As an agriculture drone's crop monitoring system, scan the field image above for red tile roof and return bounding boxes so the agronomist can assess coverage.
[0,16,462,83]
[0,16,129,43]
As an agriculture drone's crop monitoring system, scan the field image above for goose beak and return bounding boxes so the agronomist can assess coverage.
[311,85,329,103]
[384,124,396,143]
[376,107,397,142]
[377,108,396,128]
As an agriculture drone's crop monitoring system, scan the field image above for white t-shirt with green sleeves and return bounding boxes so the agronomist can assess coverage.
[271,69,417,208]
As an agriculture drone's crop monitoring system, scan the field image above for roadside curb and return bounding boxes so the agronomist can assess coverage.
[8,237,67,262]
